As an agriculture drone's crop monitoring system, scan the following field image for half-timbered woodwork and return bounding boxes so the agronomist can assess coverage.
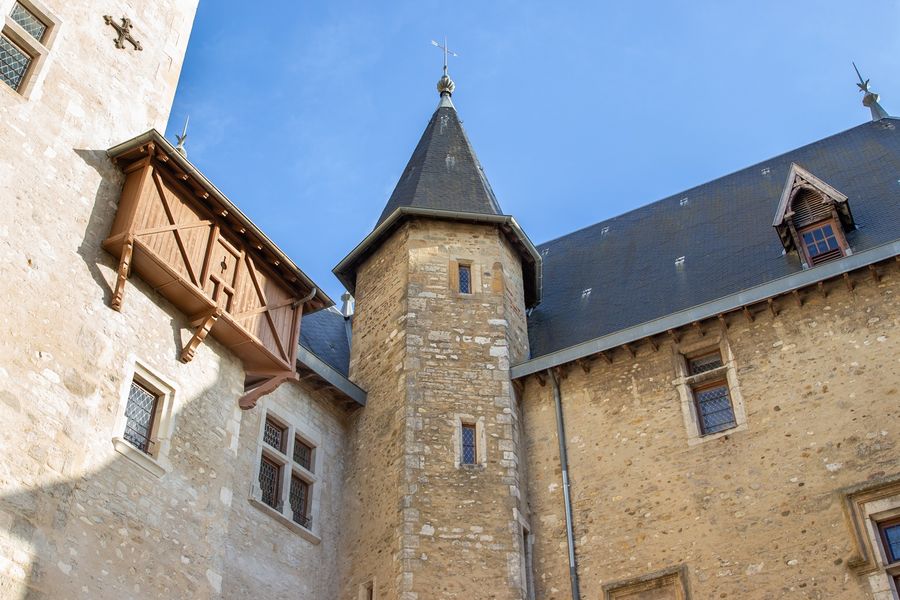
[104,131,332,408]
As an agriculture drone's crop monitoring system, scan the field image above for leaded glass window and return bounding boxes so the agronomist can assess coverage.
[124,381,158,453]
[10,3,46,41]
[263,418,286,452]
[293,437,313,471]
[289,475,311,528]
[0,36,30,91]
[688,352,724,375]
[693,382,736,435]
[461,423,476,465]
[458,264,471,294]
[258,457,281,509]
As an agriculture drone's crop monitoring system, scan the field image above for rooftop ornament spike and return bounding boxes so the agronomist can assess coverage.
[431,37,457,104]
[175,116,189,159]
[853,62,889,121]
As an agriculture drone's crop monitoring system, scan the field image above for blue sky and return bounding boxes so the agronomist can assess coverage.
[167,0,900,304]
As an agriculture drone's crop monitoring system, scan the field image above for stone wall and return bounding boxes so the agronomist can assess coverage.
[342,217,532,599]
[0,2,350,598]
[521,260,900,599]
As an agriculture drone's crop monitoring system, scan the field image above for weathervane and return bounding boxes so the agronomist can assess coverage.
[431,37,458,97]
[175,116,189,158]
[852,62,889,122]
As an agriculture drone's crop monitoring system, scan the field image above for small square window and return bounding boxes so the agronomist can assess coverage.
[461,423,477,465]
[258,456,281,509]
[123,380,159,454]
[263,417,287,452]
[0,35,31,91]
[10,3,46,42]
[458,264,471,294]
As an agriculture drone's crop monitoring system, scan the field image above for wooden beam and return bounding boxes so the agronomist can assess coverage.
[622,343,636,359]
[869,264,881,283]
[667,329,680,344]
[767,298,777,318]
[647,336,659,352]
[180,309,221,363]
[110,237,134,312]
[238,372,297,410]
[535,372,546,387]
[792,289,802,308]
[577,358,591,374]
[843,272,854,292]
[692,322,705,337]
[818,281,827,298]
[599,350,612,364]
[717,313,728,330]
[743,306,754,323]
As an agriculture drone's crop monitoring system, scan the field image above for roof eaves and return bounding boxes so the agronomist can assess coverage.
[511,238,900,378]
[297,345,366,407]
[333,206,543,306]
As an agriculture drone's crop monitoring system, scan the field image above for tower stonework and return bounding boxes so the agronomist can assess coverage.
[335,88,540,599]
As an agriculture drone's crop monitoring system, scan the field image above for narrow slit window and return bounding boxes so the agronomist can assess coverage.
[123,380,159,454]
[10,3,47,41]
[258,456,281,509]
[458,264,471,294]
[461,423,477,465]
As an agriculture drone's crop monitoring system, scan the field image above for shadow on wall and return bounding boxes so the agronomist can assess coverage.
[0,148,228,599]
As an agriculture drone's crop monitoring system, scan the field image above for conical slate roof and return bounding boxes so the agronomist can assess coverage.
[375,98,502,226]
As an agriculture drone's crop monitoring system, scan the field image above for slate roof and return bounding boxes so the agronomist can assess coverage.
[526,117,900,360]
[300,308,350,377]
[376,101,502,226]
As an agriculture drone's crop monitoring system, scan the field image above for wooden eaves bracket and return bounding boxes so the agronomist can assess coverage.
[238,372,298,410]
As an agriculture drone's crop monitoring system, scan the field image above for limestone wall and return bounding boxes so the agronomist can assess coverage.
[0,1,350,598]
[522,261,900,599]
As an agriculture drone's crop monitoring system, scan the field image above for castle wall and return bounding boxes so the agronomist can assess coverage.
[522,261,900,599]
[0,2,348,598]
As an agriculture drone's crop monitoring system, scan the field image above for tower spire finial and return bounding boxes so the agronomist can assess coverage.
[431,37,457,99]
[175,115,190,158]
[852,62,889,121]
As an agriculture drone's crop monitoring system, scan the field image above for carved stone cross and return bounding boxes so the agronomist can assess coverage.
[103,16,143,51]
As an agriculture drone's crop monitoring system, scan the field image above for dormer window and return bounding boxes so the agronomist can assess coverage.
[773,163,854,268]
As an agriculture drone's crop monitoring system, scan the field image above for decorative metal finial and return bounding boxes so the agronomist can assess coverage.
[175,116,189,158]
[431,37,457,97]
[853,62,889,121]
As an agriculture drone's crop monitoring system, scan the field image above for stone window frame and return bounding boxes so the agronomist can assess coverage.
[520,521,536,600]
[249,407,322,544]
[111,357,180,478]
[603,564,691,599]
[0,0,59,99]
[672,333,747,446]
[841,475,900,598]
[357,579,376,600]
[449,258,481,297]
[453,414,486,468]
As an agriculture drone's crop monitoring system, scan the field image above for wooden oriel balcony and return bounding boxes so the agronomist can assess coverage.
[104,131,332,406]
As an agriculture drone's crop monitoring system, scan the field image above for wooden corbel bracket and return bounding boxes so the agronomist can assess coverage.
[180,307,222,363]
[239,372,298,410]
[110,236,135,311]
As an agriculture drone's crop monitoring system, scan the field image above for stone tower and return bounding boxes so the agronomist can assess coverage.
[334,72,542,598]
